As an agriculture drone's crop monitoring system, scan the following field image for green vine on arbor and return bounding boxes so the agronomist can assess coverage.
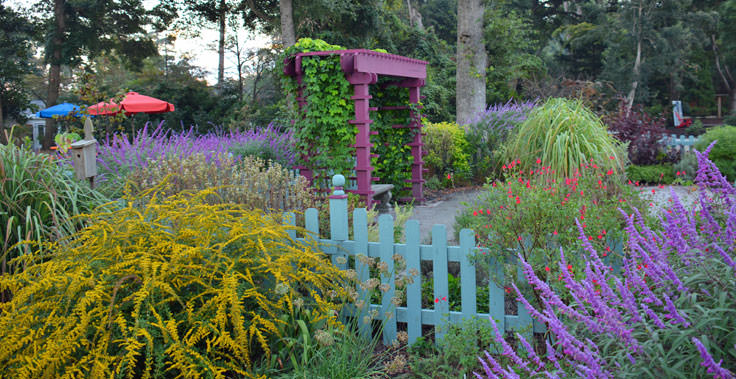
[281,38,355,185]
[281,38,417,197]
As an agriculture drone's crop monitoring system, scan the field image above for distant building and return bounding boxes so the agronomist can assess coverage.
[21,100,47,151]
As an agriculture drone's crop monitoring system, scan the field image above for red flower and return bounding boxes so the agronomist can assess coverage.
[447,173,451,180]
[545,266,550,272]
[515,196,521,204]
[473,211,478,216]
[536,158,541,164]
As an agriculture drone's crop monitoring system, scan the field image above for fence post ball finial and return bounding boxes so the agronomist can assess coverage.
[332,174,346,196]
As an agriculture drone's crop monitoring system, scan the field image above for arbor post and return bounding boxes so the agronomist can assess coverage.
[347,72,377,208]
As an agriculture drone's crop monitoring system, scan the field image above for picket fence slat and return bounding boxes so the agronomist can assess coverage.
[404,220,422,344]
[432,224,449,342]
[459,229,476,321]
[284,175,623,346]
[353,208,371,339]
[379,214,397,345]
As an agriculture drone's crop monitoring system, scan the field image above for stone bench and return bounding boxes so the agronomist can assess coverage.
[372,184,394,213]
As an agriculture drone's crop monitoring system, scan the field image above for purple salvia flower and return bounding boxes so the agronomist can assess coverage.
[662,293,690,326]
[692,337,736,379]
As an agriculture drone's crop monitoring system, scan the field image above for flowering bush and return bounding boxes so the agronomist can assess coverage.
[93,121,295,197]
[465,100,536,180]
[456,158,645,303]
[0,188,348,378]
[694,125,736,181]
[475,143,736,378]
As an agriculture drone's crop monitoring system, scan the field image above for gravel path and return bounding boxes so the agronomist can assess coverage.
[402,185,702,244]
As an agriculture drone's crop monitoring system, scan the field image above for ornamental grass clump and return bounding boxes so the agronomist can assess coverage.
[502,98,624,181]
[475,142,736,379]
[0,187,349,378]
[0,136,106,274]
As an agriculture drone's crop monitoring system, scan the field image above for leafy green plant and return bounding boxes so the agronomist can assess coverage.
[503,98,624,180]
[229,139,291,167]
[420,273,489,311]
[0,134,106,274]
[405,318,503,378]
[625,164,676,184]
[53,132,82,154]
[423,121,471,185]
[673,152,697,182]
[0,187,349,378]
[694,125,736,181]
[281,38,355,186]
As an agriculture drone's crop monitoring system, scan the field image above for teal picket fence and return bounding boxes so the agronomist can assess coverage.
[663,134,699,150]
[282,175,596,346]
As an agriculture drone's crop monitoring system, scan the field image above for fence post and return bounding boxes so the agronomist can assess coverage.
[330,175,349,270]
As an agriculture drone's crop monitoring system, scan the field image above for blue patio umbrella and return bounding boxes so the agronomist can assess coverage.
[36,103,85,118]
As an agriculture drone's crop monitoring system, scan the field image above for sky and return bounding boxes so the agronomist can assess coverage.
[6,0,271,84]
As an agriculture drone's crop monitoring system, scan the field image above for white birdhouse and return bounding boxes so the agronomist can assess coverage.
[70,118,98,180]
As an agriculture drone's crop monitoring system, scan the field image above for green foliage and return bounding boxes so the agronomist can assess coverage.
[423,121,471,185]
[0,188,349,378]
[484,4,544,103]
[673,152,697,183]
[503,98,625,180]
[405,318,502,378]
[0,135,106,274]
[625,164,676,185]
[420,273,489,311]
[53,132,82,153]
[229,139,290,167]
[0,4,36,125]
[371,84,418,199]
[455,159,645,301]
[126,153,314,212]
[694,125,736,181]
[723,111,736,127]
[281,38,355,186]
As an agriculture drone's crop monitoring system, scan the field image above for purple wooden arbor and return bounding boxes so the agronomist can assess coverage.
[283,49,428,207]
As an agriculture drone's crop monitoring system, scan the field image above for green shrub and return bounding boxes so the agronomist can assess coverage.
[625,164,675,184]
[423,121,471,185]
[127,153,314,212]
[694,125,736,181]
[673,152,697,183]
[0,138,106,274]
[0,188,349,378]
[406,318,503,378]
[503,98,624,180]
[229,139,290,167]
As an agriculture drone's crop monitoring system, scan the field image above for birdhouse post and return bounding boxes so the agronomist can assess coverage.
[70,118,98,186]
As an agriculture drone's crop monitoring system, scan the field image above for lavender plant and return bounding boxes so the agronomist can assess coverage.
[465,100,536,181]
[92,121,295,197]
[476,142,736,379]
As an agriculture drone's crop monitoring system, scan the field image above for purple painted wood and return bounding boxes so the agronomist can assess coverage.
[283,49,428,207]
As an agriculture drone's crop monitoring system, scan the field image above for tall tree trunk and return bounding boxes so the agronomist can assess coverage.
[711,34,736,113]
[456,0,486,125]
[44,0,65,150]
[626,1,643,113]
[217,0,226,89]
[280,0,296,47]
[0,96,4,135]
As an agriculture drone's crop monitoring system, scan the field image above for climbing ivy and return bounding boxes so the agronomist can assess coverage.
[282,38,354,187]
[282,38,418,198]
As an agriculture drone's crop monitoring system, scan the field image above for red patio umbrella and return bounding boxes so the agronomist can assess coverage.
[87,91,175,116]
